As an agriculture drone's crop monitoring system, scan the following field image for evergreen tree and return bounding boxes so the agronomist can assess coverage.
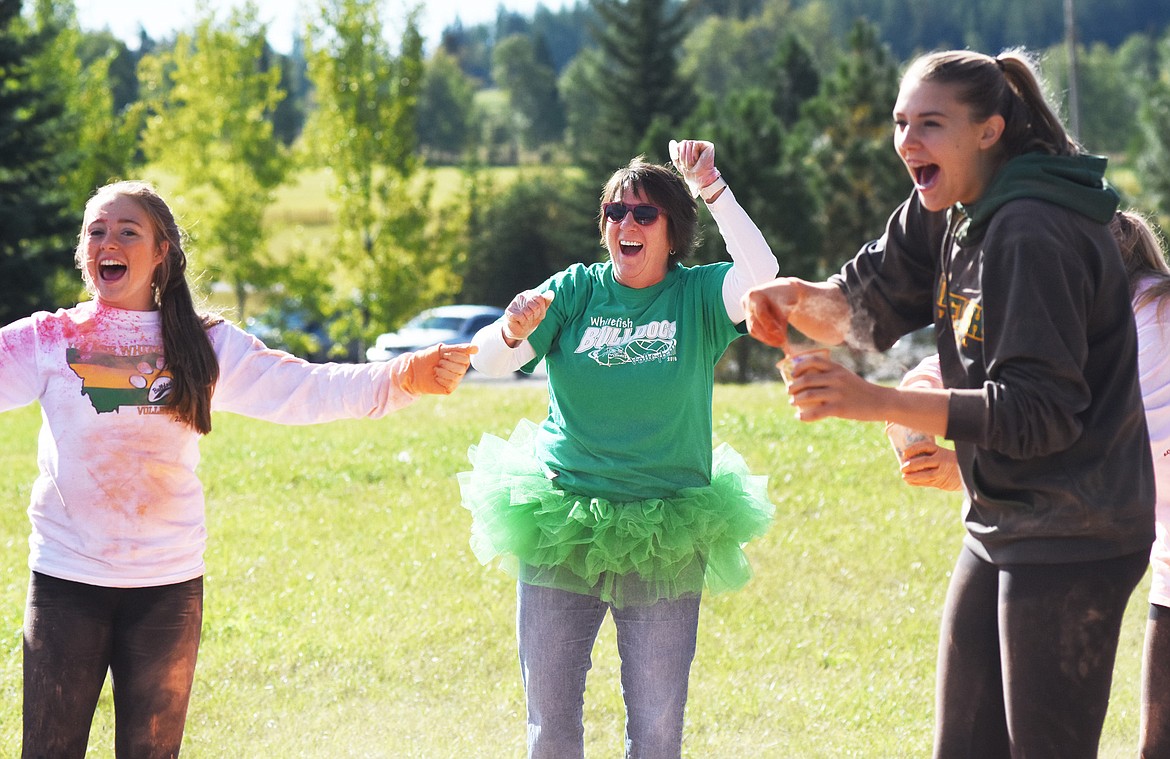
[1137,77,1170,225]
[269,36,307,146]
[0,0,82,323]
[770,32,820,127]
[459,172,597,308]
[492,34,565,152]
[417,50,477,163]
[802,19,907,277]
[578,0,694,181]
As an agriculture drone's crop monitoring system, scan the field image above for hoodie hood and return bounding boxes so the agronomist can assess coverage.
[956,152,1119,245]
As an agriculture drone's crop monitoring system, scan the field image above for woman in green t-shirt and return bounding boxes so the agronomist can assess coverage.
[460,140,779,758]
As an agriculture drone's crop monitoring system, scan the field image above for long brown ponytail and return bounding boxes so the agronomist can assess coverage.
[77,181,220,434]
[904,48,1079,158]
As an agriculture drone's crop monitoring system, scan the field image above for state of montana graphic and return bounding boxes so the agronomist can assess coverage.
[67,347,174,413]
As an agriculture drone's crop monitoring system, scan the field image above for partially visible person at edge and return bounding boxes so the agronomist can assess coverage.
[742,49,1154,758]
[0,180,475,758]
[458,140,778,759]
[891,211,1170,758]
[1122,210,1170,759]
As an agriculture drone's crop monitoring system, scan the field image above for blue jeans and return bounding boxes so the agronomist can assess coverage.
[517,581,701,759]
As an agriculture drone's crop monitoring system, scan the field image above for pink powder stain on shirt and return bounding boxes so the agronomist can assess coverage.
[81,422,190,547]
[58,304,158,355]
[0,326,35,354]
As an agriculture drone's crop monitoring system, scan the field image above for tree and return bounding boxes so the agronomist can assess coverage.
[459,170,598,307]
[574,0,695,180]
[304,0,456,343]
[56,25,142,208]
[802,19,906,277]
[559,47,607,159]
[417,49,477,163]
[1041,38,1142,154]
[0,0,89,322]
[679,51,824,381]
[138,1,290,319]
[1136,75,1170,229]
[800,19,908,377]
[270,34,308,146]
[679,3,822,104]
[492,33,565,153]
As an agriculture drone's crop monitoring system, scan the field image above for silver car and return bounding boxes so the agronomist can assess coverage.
[365,305,505,362]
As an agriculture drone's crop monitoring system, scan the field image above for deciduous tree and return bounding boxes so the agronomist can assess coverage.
[138,1,289,318]
[304,0,457,344]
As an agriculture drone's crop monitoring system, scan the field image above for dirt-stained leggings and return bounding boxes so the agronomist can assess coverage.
[21,572,203,759]
[932,545,1147,759]
[1141,603,1170,757]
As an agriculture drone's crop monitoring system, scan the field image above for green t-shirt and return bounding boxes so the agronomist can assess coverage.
[523,260,742,501]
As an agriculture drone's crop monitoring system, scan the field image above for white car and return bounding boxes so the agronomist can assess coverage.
[365,305,505,362]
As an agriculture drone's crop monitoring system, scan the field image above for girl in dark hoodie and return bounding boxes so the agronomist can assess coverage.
[743,49,1153,758]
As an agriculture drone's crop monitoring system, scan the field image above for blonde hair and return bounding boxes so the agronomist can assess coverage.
[1111,209,1170,319]
[77,181,220,434]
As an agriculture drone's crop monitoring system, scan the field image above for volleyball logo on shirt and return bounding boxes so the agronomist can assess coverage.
[575,318,677,366]
[66,347,174,413]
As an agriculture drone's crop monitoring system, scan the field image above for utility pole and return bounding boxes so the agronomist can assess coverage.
[1064,0,1081,140]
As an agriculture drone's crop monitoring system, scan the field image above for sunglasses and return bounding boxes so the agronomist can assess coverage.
[602,202,663,226]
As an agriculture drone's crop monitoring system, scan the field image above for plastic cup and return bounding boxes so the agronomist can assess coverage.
[777,348,830,386]
[885,423,933,459]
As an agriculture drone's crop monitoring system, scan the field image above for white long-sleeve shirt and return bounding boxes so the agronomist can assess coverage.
[1134,282,1170,606]
[0,300,416,587]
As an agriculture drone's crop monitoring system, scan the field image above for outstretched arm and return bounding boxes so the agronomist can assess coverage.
[742,278,853,349]
[471,290,554,377]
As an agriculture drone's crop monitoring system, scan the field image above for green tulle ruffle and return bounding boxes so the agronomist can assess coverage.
[457,419,774,608]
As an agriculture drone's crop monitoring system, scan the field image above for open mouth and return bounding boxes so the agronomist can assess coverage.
[914,164,940,190]
[99,260,128,282]
[618,241,642,256]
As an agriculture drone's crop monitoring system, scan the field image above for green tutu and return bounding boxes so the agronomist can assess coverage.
[457,419,775,608]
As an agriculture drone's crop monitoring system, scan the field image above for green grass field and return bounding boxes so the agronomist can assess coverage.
[0,382,1149,757]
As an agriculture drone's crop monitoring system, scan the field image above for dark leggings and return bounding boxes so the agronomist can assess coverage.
[933,545,1147,759]
[1141,603,1170,757]
[22,572,203,759]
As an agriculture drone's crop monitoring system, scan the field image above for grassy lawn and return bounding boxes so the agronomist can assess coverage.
[0,381,1149,757]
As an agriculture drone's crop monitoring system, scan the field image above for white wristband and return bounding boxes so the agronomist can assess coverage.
[699,175,727,203]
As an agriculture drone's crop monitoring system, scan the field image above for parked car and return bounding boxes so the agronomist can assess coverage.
[243,299,358,362]
[365,304,505,362]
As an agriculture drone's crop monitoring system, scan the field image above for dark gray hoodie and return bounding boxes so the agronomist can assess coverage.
[832,152,1154,564]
